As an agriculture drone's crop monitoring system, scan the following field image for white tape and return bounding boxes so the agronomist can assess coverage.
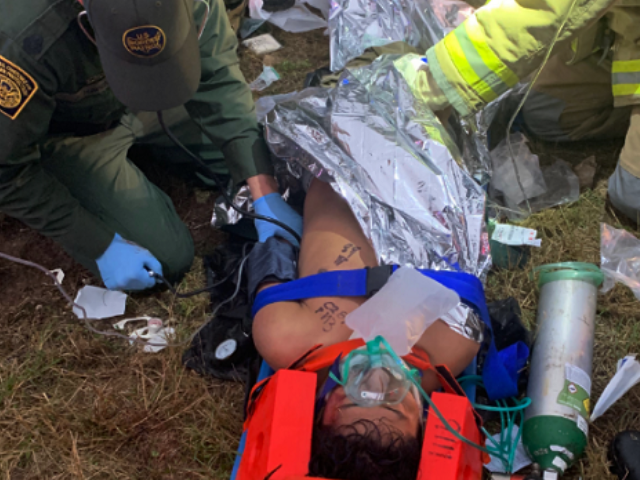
[492,224,541,247]
[550,445,575,460]
[50,268,65,284]
[577,415,589,436]
[552,456,568,472]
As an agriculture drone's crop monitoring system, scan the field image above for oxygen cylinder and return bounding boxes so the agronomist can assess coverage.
[522,263,604,476]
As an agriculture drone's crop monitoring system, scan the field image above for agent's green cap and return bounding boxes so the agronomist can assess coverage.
[84,0,201,111]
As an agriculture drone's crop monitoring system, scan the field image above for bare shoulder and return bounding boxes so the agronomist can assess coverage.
[252,301,318,370]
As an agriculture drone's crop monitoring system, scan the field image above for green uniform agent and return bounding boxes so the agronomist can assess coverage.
[0,0,273,283]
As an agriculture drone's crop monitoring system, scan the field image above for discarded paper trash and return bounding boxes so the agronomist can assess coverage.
[129,318,175,353]
[492,224,541,247]
[250,65,281,91]
[73,286,127,320]
[242,33,282,55]
[601,223,640,301]
[592,356,640,421]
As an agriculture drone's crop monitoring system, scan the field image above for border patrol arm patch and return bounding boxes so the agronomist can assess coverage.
[0,55,38,120]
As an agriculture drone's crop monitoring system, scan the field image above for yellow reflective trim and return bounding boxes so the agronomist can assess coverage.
[464,16,519,88]
[443,32,496,103]
[612,60,640,73]
[612,84,640,97]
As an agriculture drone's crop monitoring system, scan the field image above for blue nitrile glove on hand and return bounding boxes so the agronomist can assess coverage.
[96,234,163,291]
[253,193,303,246]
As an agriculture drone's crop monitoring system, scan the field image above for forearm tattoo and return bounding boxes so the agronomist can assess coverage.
[314,301,349,332]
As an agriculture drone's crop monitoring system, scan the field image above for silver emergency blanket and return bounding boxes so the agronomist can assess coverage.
[212,184,252,227]
[442,303,484,343]
[262,56,491,278]
[329,0,474,72]
[429,0,475,32]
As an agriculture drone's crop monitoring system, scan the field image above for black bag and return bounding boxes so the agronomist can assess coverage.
[610,431,640,480]
[182,238,259,382]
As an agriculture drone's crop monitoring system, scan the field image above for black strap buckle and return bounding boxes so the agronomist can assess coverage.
[365,265,394,297]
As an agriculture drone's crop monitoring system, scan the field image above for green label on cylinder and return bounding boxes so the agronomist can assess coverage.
[557,379,590,418]
[557,364,592,418]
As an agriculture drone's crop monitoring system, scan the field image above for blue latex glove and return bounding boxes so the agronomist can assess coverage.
[253,193,303,246]
[96,234,163,291]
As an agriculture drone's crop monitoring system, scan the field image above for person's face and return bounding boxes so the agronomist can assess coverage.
[321,385,422,437]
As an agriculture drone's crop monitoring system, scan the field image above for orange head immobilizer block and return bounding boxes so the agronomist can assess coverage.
[419,392,484,480]
[237,369,318,480]
[238,370,484,480]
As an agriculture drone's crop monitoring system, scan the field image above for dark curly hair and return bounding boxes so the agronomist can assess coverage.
[308,420,423,480]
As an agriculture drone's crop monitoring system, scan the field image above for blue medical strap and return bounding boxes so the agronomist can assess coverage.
[253,267,529,401]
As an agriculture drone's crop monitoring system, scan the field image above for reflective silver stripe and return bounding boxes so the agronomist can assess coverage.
[612,71,640,85]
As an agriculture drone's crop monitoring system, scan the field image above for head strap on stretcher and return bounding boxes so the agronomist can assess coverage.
[252,266,530,401]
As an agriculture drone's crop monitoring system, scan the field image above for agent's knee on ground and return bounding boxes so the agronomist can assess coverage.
[609,106,640,224]
[609,165,640,224]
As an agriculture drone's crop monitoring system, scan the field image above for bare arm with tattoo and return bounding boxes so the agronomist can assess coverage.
[252,180,479,390]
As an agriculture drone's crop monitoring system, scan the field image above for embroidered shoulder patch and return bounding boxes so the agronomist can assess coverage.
[0,56,38,120]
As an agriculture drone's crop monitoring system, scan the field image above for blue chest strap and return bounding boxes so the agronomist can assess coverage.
[252,266,529,401]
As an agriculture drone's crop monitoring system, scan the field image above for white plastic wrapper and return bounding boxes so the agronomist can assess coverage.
[592,355,640,421]
[488,134,580,220]
[490,133,547,206]
[601,223,640,301]
[346,267,460,355]
[329,0,474,71]
[249,66,281,92]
